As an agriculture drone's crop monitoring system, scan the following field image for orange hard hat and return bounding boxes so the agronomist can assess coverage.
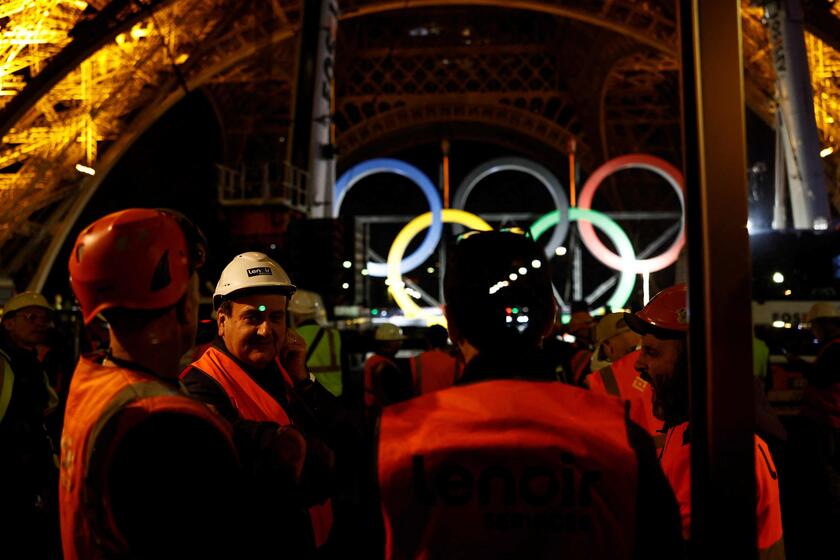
[69,208,206,324]
[624,284,688,338]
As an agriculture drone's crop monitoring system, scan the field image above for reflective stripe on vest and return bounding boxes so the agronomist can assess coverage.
[659,422,784,552]
[589,351,663,440]
[600,366,620,396]
[188,346,291,425]
[0,348,14,424]
[299,325,342,397]
[60,357,234,560]
[187,346,333,547]
[410,350,461,396]
[379,379,638,559]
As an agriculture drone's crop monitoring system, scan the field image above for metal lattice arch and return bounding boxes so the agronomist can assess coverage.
[1,0,839,291]
[337,99,592,168]
[0,0,302,288]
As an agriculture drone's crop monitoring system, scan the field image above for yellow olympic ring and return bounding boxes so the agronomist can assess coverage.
[386,209,493,326]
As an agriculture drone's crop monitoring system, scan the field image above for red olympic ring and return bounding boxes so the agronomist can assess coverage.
[576,154,686,274]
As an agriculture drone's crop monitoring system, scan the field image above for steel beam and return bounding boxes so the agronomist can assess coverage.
[679,1,756,557]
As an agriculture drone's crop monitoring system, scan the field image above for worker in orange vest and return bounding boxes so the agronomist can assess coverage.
[363,323,412,415]
[60,209,289,558]
[181,252,341,556]
[586,312,663,442]
[409,324,463,396]
[625,284,784,557]
[377,231,684,559]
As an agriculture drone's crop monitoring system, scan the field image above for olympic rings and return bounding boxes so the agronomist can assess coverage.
[530,208,637,311]
[337,154,685,317]
[387,209,492,326]
[576,154,685,274]
[333,158,442,277]
[452,157,570,259]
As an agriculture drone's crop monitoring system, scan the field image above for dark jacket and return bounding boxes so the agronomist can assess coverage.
[182,341,358,554]
[0,337,55,494]
[0,335,58,557]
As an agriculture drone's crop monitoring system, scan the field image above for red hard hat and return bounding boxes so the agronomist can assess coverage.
[69,208,206,324]
[624,283,688,338]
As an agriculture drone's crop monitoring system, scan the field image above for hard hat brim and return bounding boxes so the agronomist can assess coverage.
[624,312,686,340]
[214,284,297,309]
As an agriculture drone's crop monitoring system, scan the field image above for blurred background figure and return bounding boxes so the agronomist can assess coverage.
[586,313,663,443]
[0,291,60,558]
[565,302,596,386]
[782,301,840,557]
[409,324,463,396]
[794,302,840,426]
[289,289,345,398]
[363,323,412,417]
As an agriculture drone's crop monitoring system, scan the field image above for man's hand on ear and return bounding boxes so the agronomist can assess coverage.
[280,329,309,383]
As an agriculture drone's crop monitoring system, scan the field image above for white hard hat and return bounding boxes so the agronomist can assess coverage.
[289,289,327,323]
[213,252,296,309]
[375,323,406,341]
[807,302,840,322]
[2,291,52,320]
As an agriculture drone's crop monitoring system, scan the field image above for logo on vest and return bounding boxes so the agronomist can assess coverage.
[412,452,601,532]
[246,267,273,277]
[632,376,649,392]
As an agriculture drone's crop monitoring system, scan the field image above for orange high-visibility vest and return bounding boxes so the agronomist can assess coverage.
[189,346,292,425]
[659,422,784,555]
[364,354,398,409]
[802,338,840,429]
[587,350,664,441]
[60,356,235,560]
[410,349,462,395]
[379,379,638,559]
[187,346,332,548]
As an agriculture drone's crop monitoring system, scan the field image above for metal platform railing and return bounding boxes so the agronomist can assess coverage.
[217,160,309,213]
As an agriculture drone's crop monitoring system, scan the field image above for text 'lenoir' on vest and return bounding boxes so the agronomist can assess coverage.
[411,452,602,532]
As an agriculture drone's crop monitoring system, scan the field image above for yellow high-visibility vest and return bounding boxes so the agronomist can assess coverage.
[298,324,343,397]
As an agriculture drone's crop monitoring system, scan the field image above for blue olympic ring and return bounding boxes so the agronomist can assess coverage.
[333,158,443,277]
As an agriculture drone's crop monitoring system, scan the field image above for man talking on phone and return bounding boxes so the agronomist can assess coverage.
[181,252,341,556]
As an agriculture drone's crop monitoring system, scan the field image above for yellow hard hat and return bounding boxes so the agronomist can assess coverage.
[594,312,631,345]
[375,323,406,341]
